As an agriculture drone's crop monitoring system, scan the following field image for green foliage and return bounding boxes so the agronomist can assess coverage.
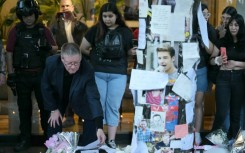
[0,0,60,39]
[0,0,7,38]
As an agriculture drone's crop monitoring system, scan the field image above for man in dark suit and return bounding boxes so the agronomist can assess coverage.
[41,43,106,145]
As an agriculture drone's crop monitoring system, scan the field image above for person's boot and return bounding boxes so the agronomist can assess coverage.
[14,139,31,152]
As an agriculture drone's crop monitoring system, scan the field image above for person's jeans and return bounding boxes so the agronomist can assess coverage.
[223,107,244,132]
[95,72,127,126]
[212,70,245,139]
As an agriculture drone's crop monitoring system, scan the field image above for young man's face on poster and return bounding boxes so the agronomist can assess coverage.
[157,51,175,73]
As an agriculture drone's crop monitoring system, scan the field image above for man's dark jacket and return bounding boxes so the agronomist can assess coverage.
[41,54,103,120]
[50,13,88,49]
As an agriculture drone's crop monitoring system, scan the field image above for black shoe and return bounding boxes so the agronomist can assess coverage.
[14,140,30,152]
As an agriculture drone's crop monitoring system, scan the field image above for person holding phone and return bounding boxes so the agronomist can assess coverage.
[80,3,136,148]
[210,14,245,141]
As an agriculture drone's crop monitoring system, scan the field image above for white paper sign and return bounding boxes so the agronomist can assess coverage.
[175,0,193,15]
[197,2,209,48]
[181,134,194,150]
[169,13,185,41]
[170,140,183,148]
[139,0,148,18]
[129,69,168,90]
[75,140,99,151]
[172,73,192,102]
[138,19,146,49]
[182,43,200,72]
[136,49,144,64]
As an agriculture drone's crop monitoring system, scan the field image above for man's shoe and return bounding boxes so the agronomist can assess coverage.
[62,118,75,128]
[14,140,30,152]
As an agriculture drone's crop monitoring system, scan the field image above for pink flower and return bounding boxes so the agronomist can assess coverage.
[44,135,59,148]
[44,132,78,153]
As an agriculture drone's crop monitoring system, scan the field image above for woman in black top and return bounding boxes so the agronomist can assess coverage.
[216,6,237,39]
[80,3,136,149]
[211,14,245,140]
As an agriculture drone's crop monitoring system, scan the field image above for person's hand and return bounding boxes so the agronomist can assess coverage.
[217,24,226,38]
[48,109,62,128]
[221,54,228,64]
[0,74,6,86]
[96,129,106,145]
[224,60,236,69]
[128,47,137,56]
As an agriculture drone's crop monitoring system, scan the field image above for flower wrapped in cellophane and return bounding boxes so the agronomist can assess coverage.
[44,132,80,153]
[231,130,245,153]
[206,129,229,148]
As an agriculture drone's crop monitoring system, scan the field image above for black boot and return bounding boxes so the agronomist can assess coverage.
[14,139,31,152]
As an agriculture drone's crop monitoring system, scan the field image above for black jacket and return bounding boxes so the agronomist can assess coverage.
[41,54,103,120]
[50,13,88,49]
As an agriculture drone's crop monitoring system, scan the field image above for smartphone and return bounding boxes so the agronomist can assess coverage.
[220,47,227,57]
[56,11,72,20]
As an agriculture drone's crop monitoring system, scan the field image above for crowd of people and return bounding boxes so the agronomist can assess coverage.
[194,4,245,146]
[1,0,136,152]
[0,0,245,152]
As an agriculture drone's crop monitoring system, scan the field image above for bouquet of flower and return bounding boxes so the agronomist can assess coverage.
[231,130,245,153]
[44,132,80,153]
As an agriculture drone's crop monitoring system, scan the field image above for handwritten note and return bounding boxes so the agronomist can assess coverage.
[151,5,171,36]
[139,0,148,18]
[129,69,168,90]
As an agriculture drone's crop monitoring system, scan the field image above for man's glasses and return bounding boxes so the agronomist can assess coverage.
[62,58,81,67]
[63,62,80,67]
